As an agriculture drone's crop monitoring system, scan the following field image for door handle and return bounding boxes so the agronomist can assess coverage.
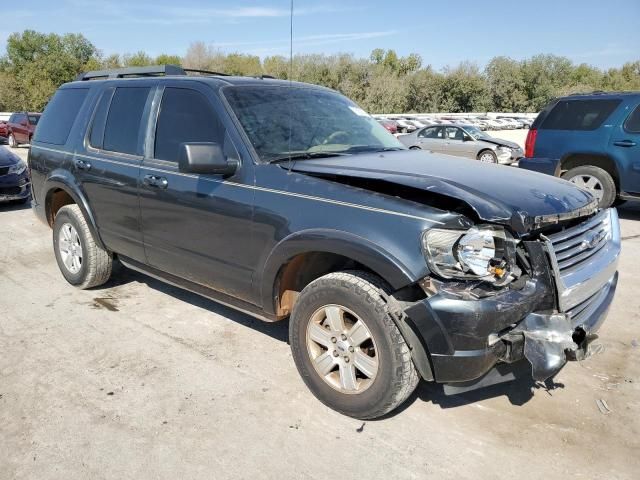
[614,139,637,147]
[143,174,168,189]
[75,159,91,171]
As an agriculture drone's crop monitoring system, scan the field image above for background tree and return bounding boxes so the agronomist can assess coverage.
[1,29,638,114]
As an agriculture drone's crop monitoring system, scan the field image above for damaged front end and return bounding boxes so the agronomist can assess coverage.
[403,208,621,394]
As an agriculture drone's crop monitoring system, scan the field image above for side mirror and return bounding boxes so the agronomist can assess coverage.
[178,142,238,176]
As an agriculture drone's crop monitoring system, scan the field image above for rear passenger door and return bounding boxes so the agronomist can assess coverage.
[612,102,640,195]
[77,82,156,262]
[417,126,444,152]
[138,82,256,301]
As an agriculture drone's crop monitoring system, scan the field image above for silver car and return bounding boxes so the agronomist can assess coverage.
[398,124,523,164]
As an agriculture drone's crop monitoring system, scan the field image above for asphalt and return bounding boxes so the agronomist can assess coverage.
[1,143,639,479]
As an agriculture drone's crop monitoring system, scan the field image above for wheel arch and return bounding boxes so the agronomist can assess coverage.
[43,173,106,250]
[258,229,417,319]
[560,153,620,191]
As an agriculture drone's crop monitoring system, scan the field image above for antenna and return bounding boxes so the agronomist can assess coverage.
[287,0,294,173]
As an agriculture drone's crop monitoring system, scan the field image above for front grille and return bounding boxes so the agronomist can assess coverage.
[542,208,620,312]
[566,287,607,324]
[0,186,21,195]
[545,209,611,274]
[0,166,9,176]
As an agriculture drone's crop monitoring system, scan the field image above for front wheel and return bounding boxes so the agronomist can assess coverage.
[478,150,497,163]
[289,271,419,419]
[8,134,17,148]
[563,165,616,208]
[409,146,422,150]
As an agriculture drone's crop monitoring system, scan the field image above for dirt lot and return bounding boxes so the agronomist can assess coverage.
[1,144,639,479]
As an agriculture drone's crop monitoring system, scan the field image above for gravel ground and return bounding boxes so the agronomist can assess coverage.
[1,143,638,479]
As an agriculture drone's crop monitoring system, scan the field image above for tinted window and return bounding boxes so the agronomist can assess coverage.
[34,88,89,145]
[624,104,640,133]
[541,99,622,131]
[154,88,224,161]
[28,115,40,125]
[89,88,114,149]
[419,126,442,138]
[103,87,150,155]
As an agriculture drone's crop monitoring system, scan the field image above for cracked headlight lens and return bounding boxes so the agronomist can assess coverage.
[422,226,518,284]
[8,161,26,175]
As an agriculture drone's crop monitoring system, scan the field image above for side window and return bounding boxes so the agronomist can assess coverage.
[103,87,150,155]
[89,88,114,149]
[624,104,640,133]
[8,114,16,123]
[541,99,622,131]
[154,87,224,162]
[34,88,89,145]
[445,127,461,140]
[419,126,440,139]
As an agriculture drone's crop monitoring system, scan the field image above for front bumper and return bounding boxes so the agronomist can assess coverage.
[0,172,31,202]
[403,209,620,389]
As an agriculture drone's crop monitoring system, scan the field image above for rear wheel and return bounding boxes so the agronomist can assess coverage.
[409,146,421,150]
[563,165,616,208]
[53,204,113,289]
[289,271,419,419]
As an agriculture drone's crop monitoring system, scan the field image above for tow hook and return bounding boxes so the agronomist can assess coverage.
[517,313,598,381]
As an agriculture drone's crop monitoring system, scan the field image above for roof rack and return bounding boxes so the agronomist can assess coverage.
[75,64,230,81]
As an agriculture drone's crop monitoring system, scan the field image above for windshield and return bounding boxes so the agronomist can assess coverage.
[464,125,489,140]
[223,85,404,162]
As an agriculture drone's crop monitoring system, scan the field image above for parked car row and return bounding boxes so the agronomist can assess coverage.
[0,112,41,147]
[375,114,534,133]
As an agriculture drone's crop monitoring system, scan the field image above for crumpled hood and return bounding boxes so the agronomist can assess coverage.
[290,150,596,233]
[0,147,21,167]
[479,137,522,150]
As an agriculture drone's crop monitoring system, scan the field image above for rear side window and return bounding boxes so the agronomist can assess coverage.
[154,87,224,161]
[34,88,89,145]
[540,99,621,131]
[89,88,114,149]
[624,104,640,133]
[103,87,150,155]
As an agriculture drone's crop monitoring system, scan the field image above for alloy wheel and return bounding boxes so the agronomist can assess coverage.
[305,304,379,394]
[58,223,83,274]
[568,174,604,201]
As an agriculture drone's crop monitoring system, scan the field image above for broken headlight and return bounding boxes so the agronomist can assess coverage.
[422,226,519,285]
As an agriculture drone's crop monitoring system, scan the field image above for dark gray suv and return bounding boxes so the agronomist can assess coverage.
[29,66,620,418]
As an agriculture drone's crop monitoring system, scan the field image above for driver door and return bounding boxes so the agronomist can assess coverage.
[138,83,256,301]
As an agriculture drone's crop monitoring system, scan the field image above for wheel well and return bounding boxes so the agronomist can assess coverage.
[561,154,620,189]
[46,188,75,226]
[273,252,372,319]
[476,148,494,159]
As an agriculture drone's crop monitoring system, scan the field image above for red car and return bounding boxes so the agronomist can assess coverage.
[0,120,8,140]
[377,119,399,134]
[6,112,41,147]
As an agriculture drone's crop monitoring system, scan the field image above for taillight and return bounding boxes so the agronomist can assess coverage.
[524,128,537,158]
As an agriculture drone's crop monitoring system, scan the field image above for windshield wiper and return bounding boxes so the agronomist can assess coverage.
[268,151,349,164]
[343,145,405,153]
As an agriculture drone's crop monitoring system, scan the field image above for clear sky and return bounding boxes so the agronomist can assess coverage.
[2,0,639,70]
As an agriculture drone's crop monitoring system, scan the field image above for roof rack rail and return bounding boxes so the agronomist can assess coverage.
[183,68,230,77]
[76,64,187,81]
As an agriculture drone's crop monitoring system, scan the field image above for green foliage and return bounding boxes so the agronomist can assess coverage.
[0,30,98,110]
[1,30,639,114]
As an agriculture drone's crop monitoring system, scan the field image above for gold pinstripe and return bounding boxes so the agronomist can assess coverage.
[32,144,443,224]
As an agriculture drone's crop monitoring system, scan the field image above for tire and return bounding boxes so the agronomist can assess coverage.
[562,165,616,209]
[53,204,112,289]
[289,270,419,419]
[477,149,497,163]
[409,146,421,150]
[8,134,17,148]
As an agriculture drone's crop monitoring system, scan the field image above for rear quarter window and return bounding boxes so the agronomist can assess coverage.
[540,99,622,131]
[624,104,640,133]
[34,88,89,145]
